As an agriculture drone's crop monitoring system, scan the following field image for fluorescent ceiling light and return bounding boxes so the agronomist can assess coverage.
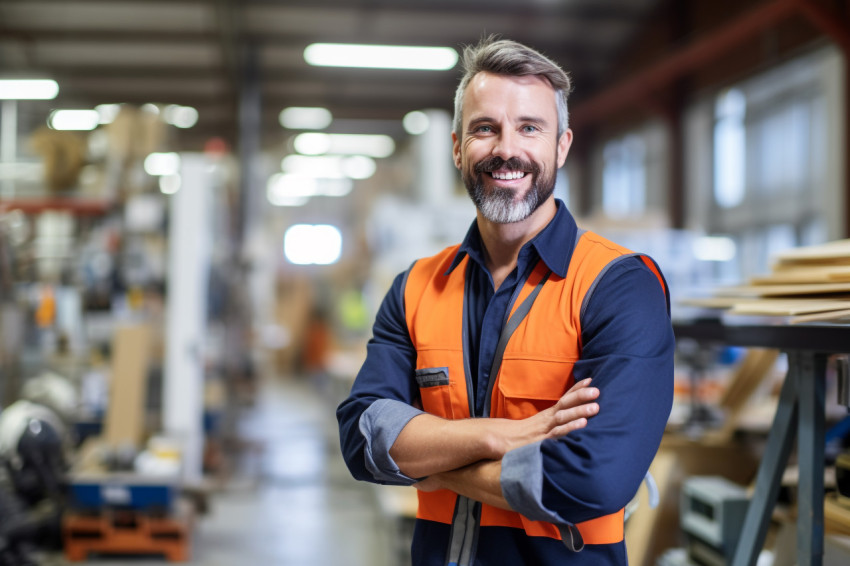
[164,105,198,129]
[144,152,181,176]
[95,103,123,124]
[48,109,99,131]
[268,173,319,201]
[284,224,343,265]
[0,79,59,100]
[267,173,353,204]
[159,174,181,195]
[342,155,377,180]
[141,103,160,115]
[403,110,430,135]
[293,132,395,158]
[304,43,458,71]
[281,154,376,180]
[280,107,332,130]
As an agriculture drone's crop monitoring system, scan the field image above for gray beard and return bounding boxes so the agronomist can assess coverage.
[464,168,556,224]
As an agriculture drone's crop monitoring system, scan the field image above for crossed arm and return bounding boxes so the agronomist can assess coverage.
[337,258,673,521]
[389,378,600,510]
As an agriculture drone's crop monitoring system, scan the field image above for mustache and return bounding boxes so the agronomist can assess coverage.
[473,156,540,175]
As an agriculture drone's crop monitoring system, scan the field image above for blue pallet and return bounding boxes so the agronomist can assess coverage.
[69,478,176,511]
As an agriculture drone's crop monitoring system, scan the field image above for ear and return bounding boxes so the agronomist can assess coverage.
[452,131,462,170]
[556,129,573,168]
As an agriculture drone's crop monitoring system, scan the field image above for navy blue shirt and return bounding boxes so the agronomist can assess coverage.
[337,200,675,565]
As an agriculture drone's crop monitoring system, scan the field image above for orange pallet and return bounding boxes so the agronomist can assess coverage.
[63,509,191,562]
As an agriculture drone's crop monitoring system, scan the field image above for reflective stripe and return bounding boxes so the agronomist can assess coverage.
[483,266,552,418]
[445,496,480,566]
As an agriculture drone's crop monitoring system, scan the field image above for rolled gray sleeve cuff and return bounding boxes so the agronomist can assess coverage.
[501,441,584,552]
[358,399,424,485]
[501,441,555,522]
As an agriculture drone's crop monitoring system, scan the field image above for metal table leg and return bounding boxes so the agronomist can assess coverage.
[731,362,799,566]
[795,351,826,566]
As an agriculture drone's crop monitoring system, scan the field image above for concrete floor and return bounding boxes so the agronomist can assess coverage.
[48,376,400,566]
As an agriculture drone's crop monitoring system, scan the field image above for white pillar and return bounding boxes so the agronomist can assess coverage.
[1,100,18,199]
[413,109,455,207]
[164,153,212,484]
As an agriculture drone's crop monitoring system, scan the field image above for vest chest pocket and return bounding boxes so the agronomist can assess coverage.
[414,367,455,419]
[494,361,575,420]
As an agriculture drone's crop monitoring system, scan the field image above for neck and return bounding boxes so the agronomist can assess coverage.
[477,197,556,290]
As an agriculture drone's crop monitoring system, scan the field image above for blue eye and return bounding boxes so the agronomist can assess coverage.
[522,125,538,133]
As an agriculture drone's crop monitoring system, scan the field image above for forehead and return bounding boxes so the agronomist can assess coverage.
[462,71,557,123]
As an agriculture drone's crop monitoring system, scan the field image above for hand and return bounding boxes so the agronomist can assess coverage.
[484,378,599,457]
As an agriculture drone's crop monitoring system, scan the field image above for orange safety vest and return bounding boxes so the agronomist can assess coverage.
[404,230,666,549]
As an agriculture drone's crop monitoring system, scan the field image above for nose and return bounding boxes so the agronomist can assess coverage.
[492,129,520,160]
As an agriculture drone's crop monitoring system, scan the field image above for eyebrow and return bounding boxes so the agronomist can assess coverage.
[517,116,549,127]
[466,115,550,130]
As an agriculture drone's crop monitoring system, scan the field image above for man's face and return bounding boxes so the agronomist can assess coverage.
[453,72,572,224]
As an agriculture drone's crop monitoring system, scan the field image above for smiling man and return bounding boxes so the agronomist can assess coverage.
[337,36,675,565]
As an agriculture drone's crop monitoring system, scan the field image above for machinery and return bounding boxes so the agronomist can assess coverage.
[0,400,69,566]
[680,476,749,566]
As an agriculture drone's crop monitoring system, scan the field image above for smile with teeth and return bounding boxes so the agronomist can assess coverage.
[490,170,526,180]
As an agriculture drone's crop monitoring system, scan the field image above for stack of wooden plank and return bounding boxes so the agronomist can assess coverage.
[682,239,850,323]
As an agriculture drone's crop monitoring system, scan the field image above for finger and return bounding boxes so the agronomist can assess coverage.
[566,378,592,393]
[555,386,599,409]
[554,402,599,425]
[547,417,587,438]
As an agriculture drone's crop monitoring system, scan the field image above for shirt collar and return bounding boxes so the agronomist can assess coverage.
[445,199,578,278]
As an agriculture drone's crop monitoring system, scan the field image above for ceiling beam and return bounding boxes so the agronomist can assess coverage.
[571,0,804,127]
[1,0,650,23]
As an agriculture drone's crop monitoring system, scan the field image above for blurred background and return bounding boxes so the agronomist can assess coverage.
[1,0,850,565]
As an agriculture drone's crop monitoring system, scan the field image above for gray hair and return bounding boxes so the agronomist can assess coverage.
[452,36,572,140]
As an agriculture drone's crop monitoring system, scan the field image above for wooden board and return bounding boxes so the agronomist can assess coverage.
[751,265,850,284]
[825,494,850,536]
[728,298,850,315]
[104,325,152,449]
[704,348,780,443]
[676,296,743,309]
[774,239,850,264]
[716,282,850,297]
[790,308,850,324]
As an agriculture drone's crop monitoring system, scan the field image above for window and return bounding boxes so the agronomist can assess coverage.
[713,89,746,208]
[602,134,646,218]
[703,49,835,279]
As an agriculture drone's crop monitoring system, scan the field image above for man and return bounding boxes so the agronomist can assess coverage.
[337,36,674,565]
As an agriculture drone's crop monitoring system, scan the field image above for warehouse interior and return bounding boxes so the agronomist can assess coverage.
[2,0,850,564]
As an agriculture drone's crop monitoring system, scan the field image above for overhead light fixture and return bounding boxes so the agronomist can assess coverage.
[144,152,181,176]
[304,43,458,71]
[95,103,123,124]
[284,224,343,266]
[159,174,181,195]
[403,110,430,135]
[268,173,319,202]
[267,173,353,205]
[280,107,332,130]
[0,79,59,100]
[48,109,99,131]
[293,132,395,158]
[163,105,199,129]
[141,103,160,115]
[281,154,376,180]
